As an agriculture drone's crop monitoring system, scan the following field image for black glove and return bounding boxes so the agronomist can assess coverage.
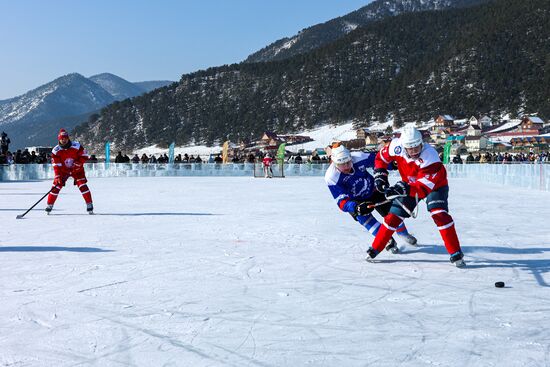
[374,168,389,193]
[354,201,374,216]
[385,181,410,199]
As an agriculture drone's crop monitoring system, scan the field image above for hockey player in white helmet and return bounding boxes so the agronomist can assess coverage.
[368,125,465,267]
[325,144,417,257]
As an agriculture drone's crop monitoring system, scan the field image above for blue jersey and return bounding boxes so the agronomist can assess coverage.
[324,152,376,213]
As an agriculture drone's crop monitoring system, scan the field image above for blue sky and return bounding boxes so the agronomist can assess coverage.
[0,0,371,99]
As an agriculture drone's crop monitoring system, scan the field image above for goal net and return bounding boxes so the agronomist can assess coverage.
[253,161,285,178]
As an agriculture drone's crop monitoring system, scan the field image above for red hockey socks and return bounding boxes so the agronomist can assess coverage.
[430,209,461,254]
[47,185,61,205]
[371,213,403,253]
[47,179,92,206]
[76,179,93,204]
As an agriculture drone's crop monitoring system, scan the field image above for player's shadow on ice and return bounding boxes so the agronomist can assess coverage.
[403,244,550,287]
[0,180,42,184]
[0,208,45,211]
[0,246,114,253]
[50,212,217,216]
[98,212,217,216]
[0,193,48,196]
[407,244,550,256]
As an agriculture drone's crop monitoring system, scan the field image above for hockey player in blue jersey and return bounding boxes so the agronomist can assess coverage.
[325,145,417,254]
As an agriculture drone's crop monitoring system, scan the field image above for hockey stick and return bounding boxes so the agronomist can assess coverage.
[16,188,52,219]
[394,193,419,219]
[366,200,390,209]
[383,193,420,218]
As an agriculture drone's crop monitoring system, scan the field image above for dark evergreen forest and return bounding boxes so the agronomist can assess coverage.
[74,0,550,151]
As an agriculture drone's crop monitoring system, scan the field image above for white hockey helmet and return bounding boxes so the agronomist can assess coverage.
[332,145,352,165]
[400,126,423,148]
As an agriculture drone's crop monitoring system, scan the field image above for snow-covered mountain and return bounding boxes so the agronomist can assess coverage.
[89,74,173,99]
[0,73,115,129]
[0,73,175,148]
[133,80,174,93]
[245,0,490,63]
[89,73,146,101]
[0,73,115,148]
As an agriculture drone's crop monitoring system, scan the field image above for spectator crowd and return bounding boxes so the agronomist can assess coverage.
[449,151,550,164]
[1,131,548,166]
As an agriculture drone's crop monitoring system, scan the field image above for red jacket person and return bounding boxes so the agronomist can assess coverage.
[366,125,465,267]
[262,153,274,178]
[46,129,93,214]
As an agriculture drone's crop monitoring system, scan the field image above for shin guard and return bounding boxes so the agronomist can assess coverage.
[358,214,382,236]
[47,185,61,206]
[371,213,403,253]
[395,222,409,236]
[78,183,93,204]
[430,209,461,254]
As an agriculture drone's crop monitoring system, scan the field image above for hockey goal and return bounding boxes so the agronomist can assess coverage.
[253,161,285,178]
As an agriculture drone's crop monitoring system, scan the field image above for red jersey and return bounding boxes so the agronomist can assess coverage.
[262,157,273,167]
[51,141,89,176]
[375,138,447,199]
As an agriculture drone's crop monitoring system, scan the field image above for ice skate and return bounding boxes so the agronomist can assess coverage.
[399,233,417,246]
[86,202,94,215]
[366,247,379,262]
[453,259,466,268]
[450,251,466,268]
[45,204,53,215]
[385,238,399,254]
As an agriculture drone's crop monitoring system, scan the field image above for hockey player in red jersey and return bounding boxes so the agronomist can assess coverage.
[366,125,465,267]
[45,129,94,214]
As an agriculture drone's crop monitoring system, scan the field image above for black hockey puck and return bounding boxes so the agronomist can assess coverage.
[495,281,505,288]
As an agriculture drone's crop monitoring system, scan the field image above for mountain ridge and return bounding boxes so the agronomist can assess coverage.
[244,0,491,63]
[89,73,146,101]
[0,73,174,148]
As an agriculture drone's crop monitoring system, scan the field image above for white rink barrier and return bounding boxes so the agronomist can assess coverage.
[444,163,549,191]
[0,163,333,180]
[0,163,548,191]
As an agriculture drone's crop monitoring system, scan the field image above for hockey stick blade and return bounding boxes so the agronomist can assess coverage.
[15,188,52,219]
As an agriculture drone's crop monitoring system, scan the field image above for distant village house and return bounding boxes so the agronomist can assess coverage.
[435,115,454,127]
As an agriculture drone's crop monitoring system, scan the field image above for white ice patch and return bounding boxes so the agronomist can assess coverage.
[1,176,549,365]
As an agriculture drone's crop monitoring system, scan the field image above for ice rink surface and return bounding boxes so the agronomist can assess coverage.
[1,176,549,366]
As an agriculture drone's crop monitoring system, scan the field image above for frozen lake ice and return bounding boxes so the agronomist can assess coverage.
[1,176,549,366]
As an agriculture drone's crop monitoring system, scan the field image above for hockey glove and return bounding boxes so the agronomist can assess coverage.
[374,168,389,193]
[73,162,84,173]
[385,181,410,199]
[53,176,65,187]
[355,201,374,216]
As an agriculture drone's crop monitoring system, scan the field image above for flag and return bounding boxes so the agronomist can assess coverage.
[168,142,175,163]
[443,142,451,164]
[222,141,229,164]
[105,141,110,168]
[276,143,286,163]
